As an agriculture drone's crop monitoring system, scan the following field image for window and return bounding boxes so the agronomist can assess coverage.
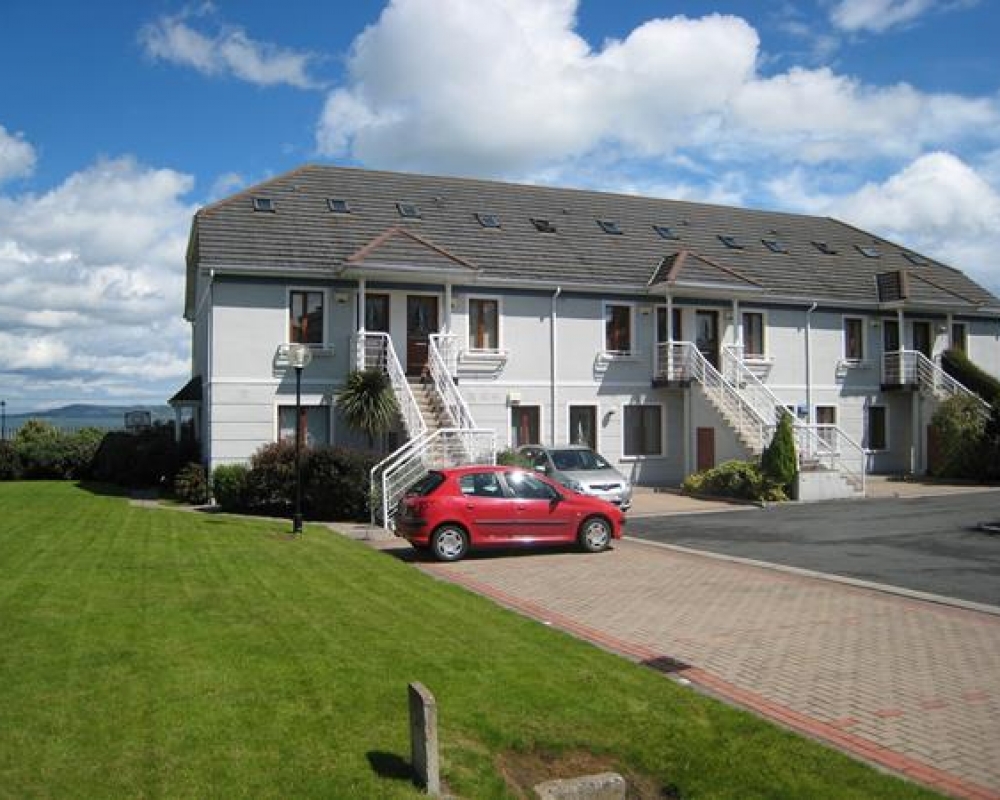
[762,239,787,253]
[505,470,558,500]
[459,472,504,498]
[396,202,421,218]
[468,298,499,350]
[951,322,968,354]
[816,405,837,449]
[510,406,540,448]
[653,225,680,240]
[290,290,324,344]
[812,241,837,255]
[364,294,390,333]
[742,312,765,358]
[857,244,880,258]
[604,304,632,354]
[278,406,329,448]
[531,218,557,233]
[843,317,864,361]
[902,251,928,266]
[569,406,597,449]
[327,198,350,213]
[597,219,622,235]
[476,213,501,228]
[718,235,742,249]
[866,406,887,451]
[656,307,683,342]
[252,197,275,212]
[624,405,662,457]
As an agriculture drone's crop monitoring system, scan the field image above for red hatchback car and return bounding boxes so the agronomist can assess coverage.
[395,465,625,561]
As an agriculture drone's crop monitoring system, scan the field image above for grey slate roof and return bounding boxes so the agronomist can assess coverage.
[190,164,999,313]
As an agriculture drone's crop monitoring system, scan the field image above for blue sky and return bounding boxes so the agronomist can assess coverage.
[1,0,999,412]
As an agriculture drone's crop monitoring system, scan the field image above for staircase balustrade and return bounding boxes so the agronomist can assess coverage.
[352,332,426,438]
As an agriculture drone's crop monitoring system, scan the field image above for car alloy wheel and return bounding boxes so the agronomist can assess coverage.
[579,516,611,553]
[431,525,469,562]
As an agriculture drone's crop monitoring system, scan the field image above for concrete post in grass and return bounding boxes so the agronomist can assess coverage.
[408,682,440,796]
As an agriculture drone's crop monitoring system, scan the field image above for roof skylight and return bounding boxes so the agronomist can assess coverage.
[252,197,275,213]
[857,244,880,258]
[531,218,557,233]
[327,198,350,213]
[762,239,787,253]
[653,225,679,240]
[597,219,622,235]
[396,202,421,219]
[718,235,743,249]
[812,241,837,255]
[902,251,928,266]
[476,213,501,228]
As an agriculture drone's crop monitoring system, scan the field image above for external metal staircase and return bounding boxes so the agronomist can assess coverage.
[358,332,495,529]
[883,350,991,415]
[658,341,867,497]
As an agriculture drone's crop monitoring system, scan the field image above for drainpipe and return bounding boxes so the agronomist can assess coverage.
[805,302,817,426]
[551,286,562,445]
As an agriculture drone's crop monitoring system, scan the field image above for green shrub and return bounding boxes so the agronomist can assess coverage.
[173,462,209,505]
[89,424,197,488]
[302,447,378,521]
[212,464,249,511]
[496,448,531,468]
[682,460,787,502]
[761,412,798,498]
[928,394,988,479]
[244,441,298,514]
[942,348,1000,405]
[981,404,1000,481]
[10,421,104,480]
[0,440,22,480]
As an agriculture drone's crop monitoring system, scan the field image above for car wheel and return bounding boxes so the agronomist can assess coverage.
[430,524,469,562]
[578,516,611,553]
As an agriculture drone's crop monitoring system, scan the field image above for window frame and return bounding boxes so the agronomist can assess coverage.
[741,310,767,359]
[597,219,623,235]
[509,404,542,449]
[288,287,327,346]
[621,402,665,459]
[655,306,684,343]
[466,295,503,352]
[603,301,634,356]
[277,404,331,448]
[842,315,866,362]
[951,322,968,354]
[567,404,599,450]
[865,405,888,452]
[363,293,391,334]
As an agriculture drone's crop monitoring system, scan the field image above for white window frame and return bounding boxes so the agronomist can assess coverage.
[602,301,635,357]
[566,404,600,450]
[741,309,768,360]
[865,404,889,452]
[621,402,665,460]
[654,305,684,344]
[466,294,503,353]
[509,404,543,449]
[287,286,329,347]
[276,402,332,447]
[842,315,866,363]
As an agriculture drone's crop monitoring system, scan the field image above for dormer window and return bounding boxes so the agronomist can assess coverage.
[718,235,743,249]
[812,241,837,255]
[531,218,557,233]
[762,239,787,253]
[327,198,350,213]
[597,219,622,235]
[397,202,421,219]
[253,197,275,213]
[476,213,501,228]
[653,225,679,240]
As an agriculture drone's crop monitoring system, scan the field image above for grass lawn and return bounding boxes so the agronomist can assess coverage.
[0,482,938,799]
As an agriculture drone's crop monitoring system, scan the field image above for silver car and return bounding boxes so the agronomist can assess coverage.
[518,444,633,511]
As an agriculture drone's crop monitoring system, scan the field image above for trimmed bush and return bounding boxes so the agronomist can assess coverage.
[302,447,378,521]
[244,441,298,514]
[212,464,249,511]
[682,460,787,502]
[761,412,798,498]
[0,440,22,480]
[90,424,198,488]
[8,421,104,480]
[173,462,209,505]
[928,394,988,479]
[942,348,1000,405]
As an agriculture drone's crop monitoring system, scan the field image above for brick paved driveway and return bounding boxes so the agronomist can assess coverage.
[387,539,1000,799]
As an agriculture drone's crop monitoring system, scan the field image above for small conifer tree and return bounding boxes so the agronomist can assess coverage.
[761,411,798,497]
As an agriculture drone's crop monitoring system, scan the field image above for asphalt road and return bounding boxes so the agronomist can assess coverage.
[627,490,1000,607]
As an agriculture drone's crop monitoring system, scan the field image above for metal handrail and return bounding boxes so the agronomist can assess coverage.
[428,333,477,429]
[352,332,426,438]
[883,349,990,413]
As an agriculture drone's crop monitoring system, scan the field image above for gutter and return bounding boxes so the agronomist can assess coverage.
[805,302,817,426]
[551,286,562,445]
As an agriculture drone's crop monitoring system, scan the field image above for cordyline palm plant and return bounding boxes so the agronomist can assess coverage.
[336,368,399,449]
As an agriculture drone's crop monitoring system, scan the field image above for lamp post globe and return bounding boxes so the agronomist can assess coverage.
[286,344,313,535]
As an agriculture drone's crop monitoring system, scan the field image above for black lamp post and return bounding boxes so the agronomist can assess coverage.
[287,344,313,535]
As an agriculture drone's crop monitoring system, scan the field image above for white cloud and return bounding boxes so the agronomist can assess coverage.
[0,154,197,411]
[0,125,36,185]
[139,10,318,88]
[829,0,935,33]
[316,0,999,176]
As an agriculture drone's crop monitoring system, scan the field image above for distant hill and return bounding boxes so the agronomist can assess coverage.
[3,404,173,434]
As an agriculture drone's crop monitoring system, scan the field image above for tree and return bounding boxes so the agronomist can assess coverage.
[335,369,399,448]
[761,411,798,498]
[929,394,988,479]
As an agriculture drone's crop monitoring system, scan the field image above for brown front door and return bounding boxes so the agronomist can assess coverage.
[696,427,715,472]
[695,310,720,369]
[406,295,438,376]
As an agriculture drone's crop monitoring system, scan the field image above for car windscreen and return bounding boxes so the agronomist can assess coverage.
[406,471,445,496]
[550,449,610,471]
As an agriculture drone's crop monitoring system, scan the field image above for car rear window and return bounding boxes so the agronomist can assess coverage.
[406,471,445,497]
